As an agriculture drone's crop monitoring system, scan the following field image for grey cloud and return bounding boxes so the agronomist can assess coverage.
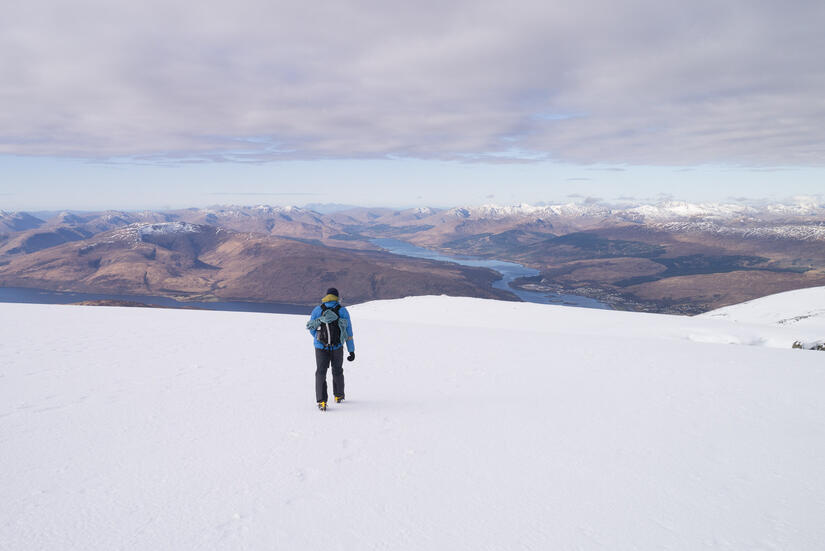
[1,0,824,166]
[206,192,319,196]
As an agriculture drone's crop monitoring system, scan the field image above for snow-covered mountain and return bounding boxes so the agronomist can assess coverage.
[444,202,609,220]
[440,199,825,224]
[2,295,824,549]
[653,220,825,241]
[621,200,763,220]
[403,200,825,246]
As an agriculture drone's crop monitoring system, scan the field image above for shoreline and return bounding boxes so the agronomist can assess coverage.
[0,286,312,315]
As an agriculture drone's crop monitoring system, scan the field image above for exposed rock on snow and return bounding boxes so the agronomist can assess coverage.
[793,339,825,350]
[107,222,204,245]
[136,221,200,236]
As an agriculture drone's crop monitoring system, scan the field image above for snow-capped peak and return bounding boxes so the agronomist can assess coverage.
[444,203,607,220]
[621,201,758,221]
[413,207,436,216]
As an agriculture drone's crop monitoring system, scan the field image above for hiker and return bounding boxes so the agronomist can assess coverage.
[306,287,355,410]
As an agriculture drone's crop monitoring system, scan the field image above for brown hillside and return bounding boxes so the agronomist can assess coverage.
[0,222,513,305]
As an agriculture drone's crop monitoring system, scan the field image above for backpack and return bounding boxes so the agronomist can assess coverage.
[316,304,342,347]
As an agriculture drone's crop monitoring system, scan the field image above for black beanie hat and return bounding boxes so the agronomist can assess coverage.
[326,287,339,297]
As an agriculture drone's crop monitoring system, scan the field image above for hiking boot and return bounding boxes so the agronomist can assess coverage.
[334,395,345,403]
[317,401,327,411]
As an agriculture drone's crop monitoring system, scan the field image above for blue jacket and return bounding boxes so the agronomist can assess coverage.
[308,301,355,352]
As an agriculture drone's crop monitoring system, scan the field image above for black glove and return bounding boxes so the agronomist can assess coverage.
[347,351,355,362]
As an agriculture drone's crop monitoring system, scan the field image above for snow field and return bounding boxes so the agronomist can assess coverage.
[2,297,825,550]
[701,285,825,330]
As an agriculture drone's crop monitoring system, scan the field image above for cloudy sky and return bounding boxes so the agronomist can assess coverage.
[2,0,824,209]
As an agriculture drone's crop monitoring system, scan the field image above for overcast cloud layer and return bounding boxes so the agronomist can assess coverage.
[2,0,824,166]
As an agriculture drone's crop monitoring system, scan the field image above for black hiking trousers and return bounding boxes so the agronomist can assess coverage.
[315,347,344,403]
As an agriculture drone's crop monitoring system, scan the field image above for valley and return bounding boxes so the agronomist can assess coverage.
[2,200,825,313]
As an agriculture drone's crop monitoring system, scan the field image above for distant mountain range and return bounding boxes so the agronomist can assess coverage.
[1,200,824,312]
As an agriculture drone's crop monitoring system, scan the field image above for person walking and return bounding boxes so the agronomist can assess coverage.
[306,287,355,410]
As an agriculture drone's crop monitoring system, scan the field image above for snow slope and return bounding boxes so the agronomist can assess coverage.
[701,285,825,330]
[2,298,824,550]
